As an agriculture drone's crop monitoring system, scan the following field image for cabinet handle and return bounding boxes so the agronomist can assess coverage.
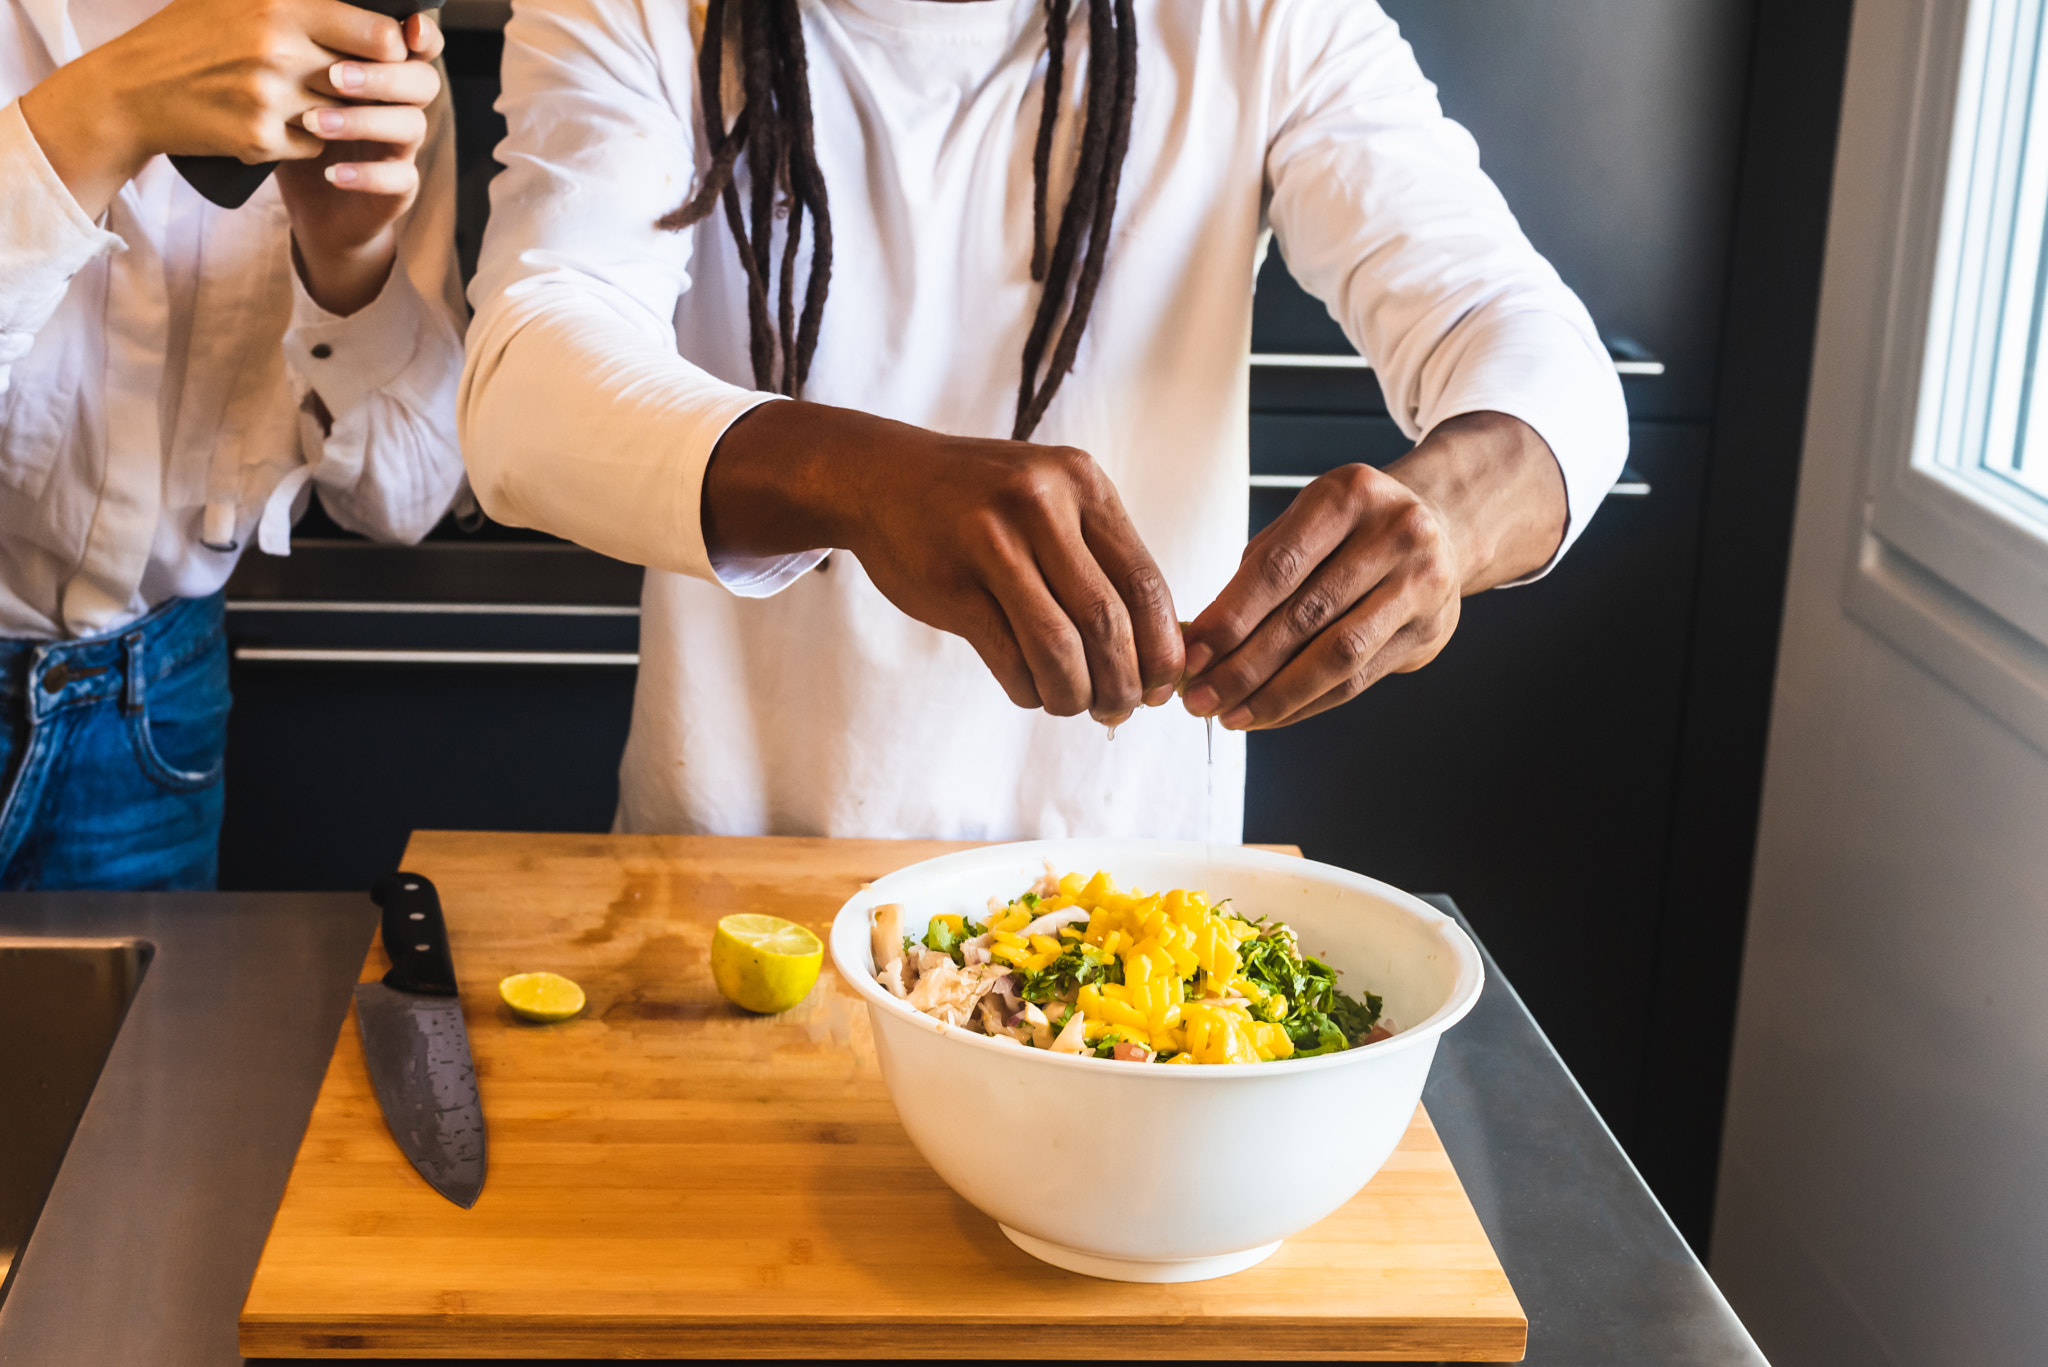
[1249,352,1374,370]
[232,648,638,666]
[1248,351,1666,377]
[225,600,638,617]
[1252,471,1651,496]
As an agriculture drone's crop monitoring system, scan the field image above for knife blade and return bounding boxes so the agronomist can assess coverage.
[354,872,486,1208]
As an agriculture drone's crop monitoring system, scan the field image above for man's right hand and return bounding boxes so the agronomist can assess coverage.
[19,0,435,220]
[702,401,1184,726]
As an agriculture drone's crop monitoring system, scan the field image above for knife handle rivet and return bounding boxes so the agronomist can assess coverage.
[409,912,425,920]
[415,943,430,952]
[404,882,420,891]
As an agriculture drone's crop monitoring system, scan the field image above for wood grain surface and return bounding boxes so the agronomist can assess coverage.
[238,832,1524,1360]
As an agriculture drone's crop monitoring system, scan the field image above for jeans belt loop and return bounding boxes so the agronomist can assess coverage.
[123,631,146,715]
[28,644,53,722]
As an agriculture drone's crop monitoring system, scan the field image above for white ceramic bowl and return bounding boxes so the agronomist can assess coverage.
[829,838,1484,1282]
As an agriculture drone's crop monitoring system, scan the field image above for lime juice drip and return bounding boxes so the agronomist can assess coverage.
[1204,714,1216,885]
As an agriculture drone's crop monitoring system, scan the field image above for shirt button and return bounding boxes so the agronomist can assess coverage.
[311,343,333,359]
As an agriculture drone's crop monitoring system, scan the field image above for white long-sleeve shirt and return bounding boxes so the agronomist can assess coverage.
[0,0,467,640]
[463,0,1628,843]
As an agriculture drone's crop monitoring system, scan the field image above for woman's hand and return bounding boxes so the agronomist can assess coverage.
[1180,411,1567,730]
[276,10,444,315]
[18,0,441,312]
[702,401,1185,726]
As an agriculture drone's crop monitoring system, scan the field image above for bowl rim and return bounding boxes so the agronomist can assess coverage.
[829,838,1485,1077]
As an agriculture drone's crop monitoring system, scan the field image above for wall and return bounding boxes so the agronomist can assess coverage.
[1710,1,2048,1361]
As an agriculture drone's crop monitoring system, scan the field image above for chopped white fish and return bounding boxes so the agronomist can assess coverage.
[1020,1002,1055,1050]
[870,903,906,971]
[1049,1010,1089,1053]
[878,958,911,999]
[906,960,1008,1026]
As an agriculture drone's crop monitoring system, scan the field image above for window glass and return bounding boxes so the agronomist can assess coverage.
[1933,0,2048,528]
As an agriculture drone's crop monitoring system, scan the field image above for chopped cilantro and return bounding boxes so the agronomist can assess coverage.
[1236,920,1382,1052]
[1015,941,1121,1002]
[923,916,970,960]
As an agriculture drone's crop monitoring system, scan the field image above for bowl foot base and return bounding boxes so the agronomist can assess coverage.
[998,1225,1282,1283]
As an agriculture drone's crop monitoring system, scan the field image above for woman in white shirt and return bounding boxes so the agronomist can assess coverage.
[463,0,1627,842]
[0,0,466,887]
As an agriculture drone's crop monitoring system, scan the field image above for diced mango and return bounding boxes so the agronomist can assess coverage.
[1012,870,1301,1068]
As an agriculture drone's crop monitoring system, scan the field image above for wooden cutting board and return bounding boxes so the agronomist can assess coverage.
[240,832,1525,1361]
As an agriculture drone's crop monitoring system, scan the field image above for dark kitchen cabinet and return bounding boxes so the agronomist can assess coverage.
[219,632,636,892]
[1251,0,1749,423]
[218,1,1852,1255]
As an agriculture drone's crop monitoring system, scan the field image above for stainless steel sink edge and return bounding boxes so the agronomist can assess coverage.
[0,936,156,1310]
[0,893,374,1367]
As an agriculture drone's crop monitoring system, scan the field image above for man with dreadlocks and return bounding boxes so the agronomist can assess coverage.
[460,0,1626,842]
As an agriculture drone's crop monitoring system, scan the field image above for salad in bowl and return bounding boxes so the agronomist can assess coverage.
[831,839,1484,1283]
[870,868,1394,1064]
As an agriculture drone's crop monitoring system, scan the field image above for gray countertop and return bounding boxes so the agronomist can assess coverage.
[0,889,1766,1366]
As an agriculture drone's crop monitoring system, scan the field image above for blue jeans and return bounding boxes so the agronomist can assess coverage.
[0,593,230,890]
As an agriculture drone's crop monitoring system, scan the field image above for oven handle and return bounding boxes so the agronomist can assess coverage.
[231,648,639,667]
[1249,351,1665,377]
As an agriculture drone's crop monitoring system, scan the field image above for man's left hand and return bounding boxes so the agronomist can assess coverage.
[1180,410,1568,730]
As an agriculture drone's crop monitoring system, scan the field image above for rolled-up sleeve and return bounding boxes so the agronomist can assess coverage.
[0,99,123,401]
[1261,0,1628,579]
[280,78,468,547]
[459,0,798,593]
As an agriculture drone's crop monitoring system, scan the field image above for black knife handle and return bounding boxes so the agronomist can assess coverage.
[170,0,446,208]
[372,872,459,997]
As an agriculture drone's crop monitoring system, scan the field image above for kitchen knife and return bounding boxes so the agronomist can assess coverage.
[354,871,486,1208]
[169,0,445,208]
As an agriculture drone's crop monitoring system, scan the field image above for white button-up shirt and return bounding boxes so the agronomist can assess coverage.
[0,0,467,640]
[463,0,1629,843]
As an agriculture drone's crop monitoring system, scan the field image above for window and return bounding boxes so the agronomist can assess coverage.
[1922,0,2048,526]
[1849,0,2048,752]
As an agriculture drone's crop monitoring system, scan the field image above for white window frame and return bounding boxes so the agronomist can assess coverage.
[1848,0,2048,755]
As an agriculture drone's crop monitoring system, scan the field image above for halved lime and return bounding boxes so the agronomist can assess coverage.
[712,914,824,1014]
[499,971,586,1023]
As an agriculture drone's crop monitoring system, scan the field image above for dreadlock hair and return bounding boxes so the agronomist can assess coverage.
[659,0,1138,442]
